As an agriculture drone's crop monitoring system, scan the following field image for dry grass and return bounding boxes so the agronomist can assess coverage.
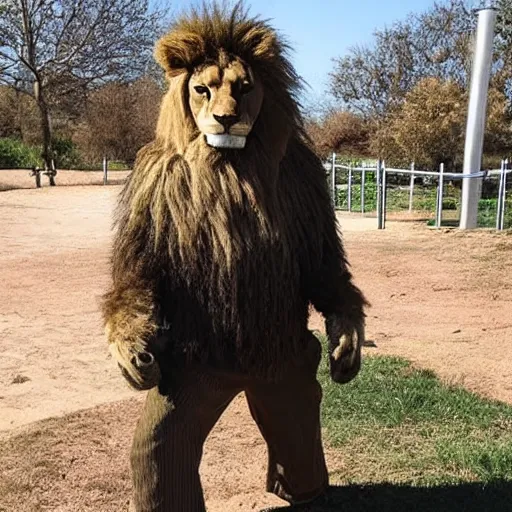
[0,399,140,512]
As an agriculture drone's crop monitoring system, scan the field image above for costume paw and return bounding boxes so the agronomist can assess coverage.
[108,339,161,391]
[326,314,364,384]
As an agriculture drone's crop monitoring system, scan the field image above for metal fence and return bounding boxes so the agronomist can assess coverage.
[327,153,512,230]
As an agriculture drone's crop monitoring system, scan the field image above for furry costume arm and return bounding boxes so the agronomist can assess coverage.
[309,227,368,384]
[102,148,170,391]
[102,276,164,390]
[286,138,368,383]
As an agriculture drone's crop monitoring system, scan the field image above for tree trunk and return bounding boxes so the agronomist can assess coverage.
[33,80,55,185]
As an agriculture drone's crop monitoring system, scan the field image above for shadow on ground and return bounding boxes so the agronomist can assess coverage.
[262,482,512,512]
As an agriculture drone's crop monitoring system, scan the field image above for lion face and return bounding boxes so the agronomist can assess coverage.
[187,58,263,149]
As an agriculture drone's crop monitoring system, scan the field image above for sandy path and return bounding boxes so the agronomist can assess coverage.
[336,219,512,404]
[0,187,137,430]
[0,185,511,511]
[0,169,130,192]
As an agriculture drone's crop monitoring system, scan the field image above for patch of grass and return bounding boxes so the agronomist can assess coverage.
[335,183,463,215]
[317,336,512,488]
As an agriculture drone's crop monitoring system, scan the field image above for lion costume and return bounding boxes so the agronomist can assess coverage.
[102,4,367,511]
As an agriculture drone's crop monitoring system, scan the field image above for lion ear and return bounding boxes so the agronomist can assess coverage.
[154,32,206,77]
[241,27,280,61]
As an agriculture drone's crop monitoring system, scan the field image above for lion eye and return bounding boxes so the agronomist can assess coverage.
[194,85,210,99]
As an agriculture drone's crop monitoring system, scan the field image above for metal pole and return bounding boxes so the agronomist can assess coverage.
[377,159,383,229]
[361,166,366,214]
[348,165,353,212]
[496,159,505,230]
[331,152,336,208]
[436,163,445,228]
[460,8,497,229]
[500,159,508,230]
[103,156,108,185]
[409,162,415,213]
[382,161,387,230]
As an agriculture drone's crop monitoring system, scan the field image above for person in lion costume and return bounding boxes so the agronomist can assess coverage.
[102,3,367,511]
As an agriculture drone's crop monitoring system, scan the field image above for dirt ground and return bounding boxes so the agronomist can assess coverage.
[0,183,511,511]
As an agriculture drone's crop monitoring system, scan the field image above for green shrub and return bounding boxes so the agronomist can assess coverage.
[0,138,42,168]
[108,160,131,170]
[478,199,497,228]
[336,183,377,211]
[52,137,81,169]
[442,197,458,210]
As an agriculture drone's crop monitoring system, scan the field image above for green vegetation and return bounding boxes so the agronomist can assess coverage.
[423,199,512,228]
[317,339,512,489]
[0,137,134,171]
[477,199,512,229]
[52,137,82,169]
[295,336,512,510]
[335,183,458,214]
[0,138,42,168]
[334,171,512,229]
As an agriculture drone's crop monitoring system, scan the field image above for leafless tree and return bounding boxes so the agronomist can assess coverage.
[328,1,501,118]
[74,77,162,164]
[0,0,164,178]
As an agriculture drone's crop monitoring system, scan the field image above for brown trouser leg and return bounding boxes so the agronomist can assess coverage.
[131,334,327,511]
[246,334,329,504]
[130,368,241,512]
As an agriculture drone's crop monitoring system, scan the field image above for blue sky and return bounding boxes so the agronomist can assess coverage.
[157,0,439,104]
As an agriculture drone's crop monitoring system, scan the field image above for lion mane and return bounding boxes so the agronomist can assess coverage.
[103,3,365,379]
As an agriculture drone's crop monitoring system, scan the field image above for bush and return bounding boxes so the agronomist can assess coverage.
[52,137,81,169]
[442,197,458,210]
[336,183,377,211]
[0,138,42,168]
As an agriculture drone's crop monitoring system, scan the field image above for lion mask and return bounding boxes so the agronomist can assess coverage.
[153,3,301,155]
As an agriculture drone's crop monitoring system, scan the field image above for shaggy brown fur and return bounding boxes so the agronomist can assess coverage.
[102,2,367,382]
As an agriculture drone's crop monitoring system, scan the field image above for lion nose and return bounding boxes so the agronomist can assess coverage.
[213,114,239,131]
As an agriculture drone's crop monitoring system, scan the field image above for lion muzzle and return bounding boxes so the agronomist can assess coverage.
[206,134,246,149]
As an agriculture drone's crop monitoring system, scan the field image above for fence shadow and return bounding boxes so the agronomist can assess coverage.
[262,482,512,511]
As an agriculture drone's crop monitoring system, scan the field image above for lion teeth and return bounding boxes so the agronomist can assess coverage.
[206,134,246,149]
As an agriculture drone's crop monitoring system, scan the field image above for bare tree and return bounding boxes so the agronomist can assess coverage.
[0,0,164,178]
[306,110,369,159]
[329,1,480,118]
[369,78,511,170]
[74,77,162,164]
[495,0,512,102]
